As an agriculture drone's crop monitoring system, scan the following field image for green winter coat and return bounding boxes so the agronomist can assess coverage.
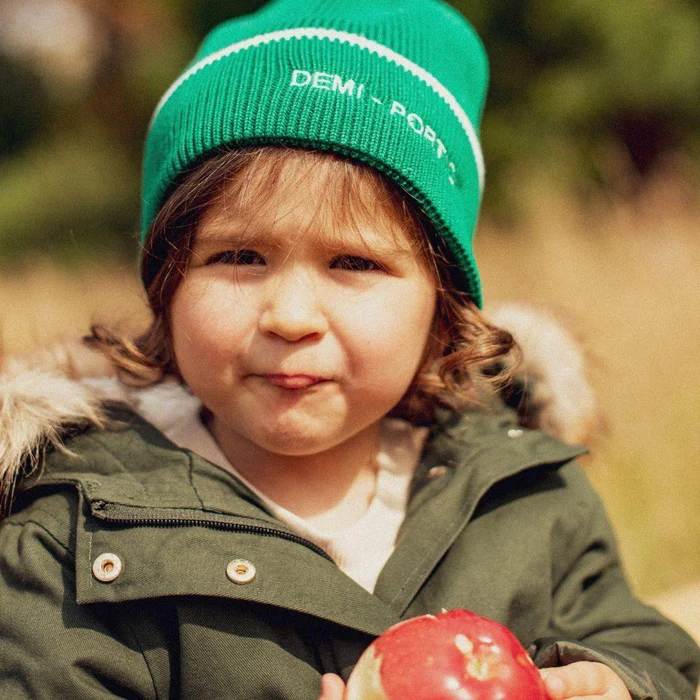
[1,400,698,700]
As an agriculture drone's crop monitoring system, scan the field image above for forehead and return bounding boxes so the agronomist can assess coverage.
[194,151,421,255]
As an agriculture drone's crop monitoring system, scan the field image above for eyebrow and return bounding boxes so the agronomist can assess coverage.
[194,220,414,258]
[194,227,267,251]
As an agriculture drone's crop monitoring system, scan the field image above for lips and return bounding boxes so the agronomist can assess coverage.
[262,374,328,390]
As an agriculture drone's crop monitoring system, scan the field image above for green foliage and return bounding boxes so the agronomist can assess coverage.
[0,54,51,158]
[0,128,140,266]
[169,0,266,37]
[452,0,700,208]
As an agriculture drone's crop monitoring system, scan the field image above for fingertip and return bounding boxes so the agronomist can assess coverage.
[321,673,344,692]
[540,671,566,699]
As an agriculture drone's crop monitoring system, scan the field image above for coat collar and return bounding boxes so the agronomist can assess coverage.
[30,401,585,520]
[375,406,587,612]
[24,400,586,637]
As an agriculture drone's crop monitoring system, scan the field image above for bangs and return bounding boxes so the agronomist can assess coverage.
[197,147,435,268]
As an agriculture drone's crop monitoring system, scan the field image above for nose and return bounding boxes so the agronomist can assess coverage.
[258,265,329,342]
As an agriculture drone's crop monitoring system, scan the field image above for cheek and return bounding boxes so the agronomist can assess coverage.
[343,283,436,374]
[170,280,251,370]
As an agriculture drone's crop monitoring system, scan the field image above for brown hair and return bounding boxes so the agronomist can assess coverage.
[86,146,520,424]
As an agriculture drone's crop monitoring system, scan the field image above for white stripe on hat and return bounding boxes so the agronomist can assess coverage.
[150,27,485,190]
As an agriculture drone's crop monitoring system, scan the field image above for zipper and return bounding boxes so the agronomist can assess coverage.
[90,501,335,562]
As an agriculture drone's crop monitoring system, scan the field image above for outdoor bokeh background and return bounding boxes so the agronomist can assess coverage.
[1,0,699,621]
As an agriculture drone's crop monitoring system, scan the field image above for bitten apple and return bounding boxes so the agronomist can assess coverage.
[345,609,549,700]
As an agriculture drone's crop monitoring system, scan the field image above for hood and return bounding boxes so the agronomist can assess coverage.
[0,302,601,510]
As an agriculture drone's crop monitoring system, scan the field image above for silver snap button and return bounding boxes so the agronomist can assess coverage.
[226,559,256,585]
[427,465,449,479]
[92,553,122,582]
[508,428,524,438]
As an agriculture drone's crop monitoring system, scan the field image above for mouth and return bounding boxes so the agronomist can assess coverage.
[260,374,329,390]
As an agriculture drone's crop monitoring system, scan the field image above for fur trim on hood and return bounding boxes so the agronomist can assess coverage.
[0,303,602,511]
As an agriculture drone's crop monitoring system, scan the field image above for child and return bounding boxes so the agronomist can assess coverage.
[1,1,698,698]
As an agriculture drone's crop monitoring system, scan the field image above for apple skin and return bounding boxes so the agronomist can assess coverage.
[345,609,550,700]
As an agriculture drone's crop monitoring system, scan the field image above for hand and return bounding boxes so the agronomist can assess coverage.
[319,673,346,700]
[540,662,632,699]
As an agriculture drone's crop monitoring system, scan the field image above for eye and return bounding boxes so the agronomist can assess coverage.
[206,249,265,266]
[330,255,385,272]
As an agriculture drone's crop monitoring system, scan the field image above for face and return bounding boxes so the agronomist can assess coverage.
[169,156,437,460]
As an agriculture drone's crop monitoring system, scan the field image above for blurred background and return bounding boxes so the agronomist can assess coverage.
[1,0,699,629]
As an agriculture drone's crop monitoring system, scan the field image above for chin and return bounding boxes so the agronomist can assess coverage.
[244,401,343,445]
[254,425,339,456]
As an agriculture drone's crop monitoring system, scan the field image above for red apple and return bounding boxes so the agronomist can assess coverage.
[345,609,549,700]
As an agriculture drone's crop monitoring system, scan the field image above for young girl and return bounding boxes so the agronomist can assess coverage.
[1,1,698,698]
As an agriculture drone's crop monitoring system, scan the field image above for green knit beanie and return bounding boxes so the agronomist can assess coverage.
[142,0,488,306]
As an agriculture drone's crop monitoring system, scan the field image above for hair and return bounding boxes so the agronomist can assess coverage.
[85,146,521,424]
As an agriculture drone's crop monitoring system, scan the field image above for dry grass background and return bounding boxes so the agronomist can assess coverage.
[475,176,700,653]
[478,178,700,595]
[1,182,699,647]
